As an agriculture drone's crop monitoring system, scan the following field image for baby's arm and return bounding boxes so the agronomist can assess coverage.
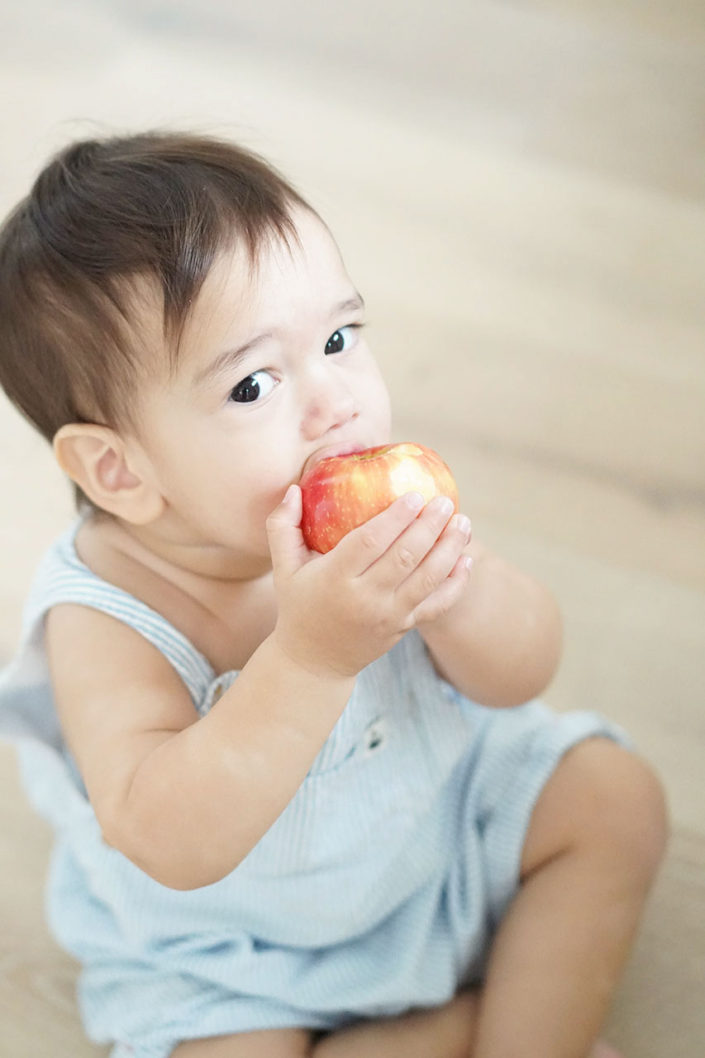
[418,539,564,707]
[45,488,470,890]
[47,605,356,889]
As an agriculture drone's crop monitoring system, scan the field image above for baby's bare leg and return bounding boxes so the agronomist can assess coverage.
[170,1028,312,1057]
[169,992,478,1058]
[314,990,478,1058]
[472,738,668,1058]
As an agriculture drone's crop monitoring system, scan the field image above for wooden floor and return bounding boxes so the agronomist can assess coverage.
[1,1,704,1054]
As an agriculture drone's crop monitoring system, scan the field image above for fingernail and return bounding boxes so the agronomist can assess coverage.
[455,514,471,537]
[405,492,425,512]
[283,484,297,503]
[434,496,454,518]
[463,556,473,572]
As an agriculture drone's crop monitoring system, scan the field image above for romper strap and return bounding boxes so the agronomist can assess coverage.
[25,524,215,708]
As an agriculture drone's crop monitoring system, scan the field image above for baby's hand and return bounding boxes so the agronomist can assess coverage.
[267,484,472,679]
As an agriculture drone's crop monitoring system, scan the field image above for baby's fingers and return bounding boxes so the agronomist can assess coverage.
[411,553,473,627]
[369,498,467,591]
[334,492,427,575]
[394,509,471,607]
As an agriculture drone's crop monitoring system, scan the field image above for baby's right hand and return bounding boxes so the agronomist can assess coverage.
[266,483,472,679]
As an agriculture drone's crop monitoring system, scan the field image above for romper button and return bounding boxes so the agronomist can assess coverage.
[363,718,389,756]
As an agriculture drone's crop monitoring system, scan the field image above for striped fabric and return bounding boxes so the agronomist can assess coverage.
[0,521,628,1058]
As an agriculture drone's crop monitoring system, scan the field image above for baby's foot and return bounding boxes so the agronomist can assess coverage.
[590,1042,623,1058]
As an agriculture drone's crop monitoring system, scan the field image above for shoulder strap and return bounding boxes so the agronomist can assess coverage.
[24,523,215,708]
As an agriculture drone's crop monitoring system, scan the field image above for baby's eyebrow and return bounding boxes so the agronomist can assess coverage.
[335,293,365,315]
[192,335,271,389]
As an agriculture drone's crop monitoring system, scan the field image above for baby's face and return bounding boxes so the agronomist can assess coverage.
[128,205,392,577]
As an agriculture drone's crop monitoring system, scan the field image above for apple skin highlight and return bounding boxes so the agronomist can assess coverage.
[300,442,459,554]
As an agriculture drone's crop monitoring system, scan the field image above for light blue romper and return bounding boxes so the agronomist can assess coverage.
[0,521,627,1058]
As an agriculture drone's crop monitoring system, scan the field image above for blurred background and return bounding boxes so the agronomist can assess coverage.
[1,1,704,1055]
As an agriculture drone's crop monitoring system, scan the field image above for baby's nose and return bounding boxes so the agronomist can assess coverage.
[301,372,358,438]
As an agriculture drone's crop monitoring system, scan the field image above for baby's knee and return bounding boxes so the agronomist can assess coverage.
[565,739,669,880]
[524,738,669,885]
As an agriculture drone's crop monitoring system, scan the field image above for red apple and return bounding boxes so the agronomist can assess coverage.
[300,442,459,554]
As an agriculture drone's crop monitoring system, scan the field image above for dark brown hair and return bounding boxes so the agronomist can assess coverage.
[0,131,308,483]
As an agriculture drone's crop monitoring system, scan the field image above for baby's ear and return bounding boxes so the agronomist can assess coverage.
[53,423,164,524]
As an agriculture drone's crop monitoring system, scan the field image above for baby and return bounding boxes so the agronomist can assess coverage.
[0,132,667,1058]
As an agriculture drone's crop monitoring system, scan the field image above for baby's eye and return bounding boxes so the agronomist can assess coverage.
[325,325,360,356]
[228,370,276,404]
